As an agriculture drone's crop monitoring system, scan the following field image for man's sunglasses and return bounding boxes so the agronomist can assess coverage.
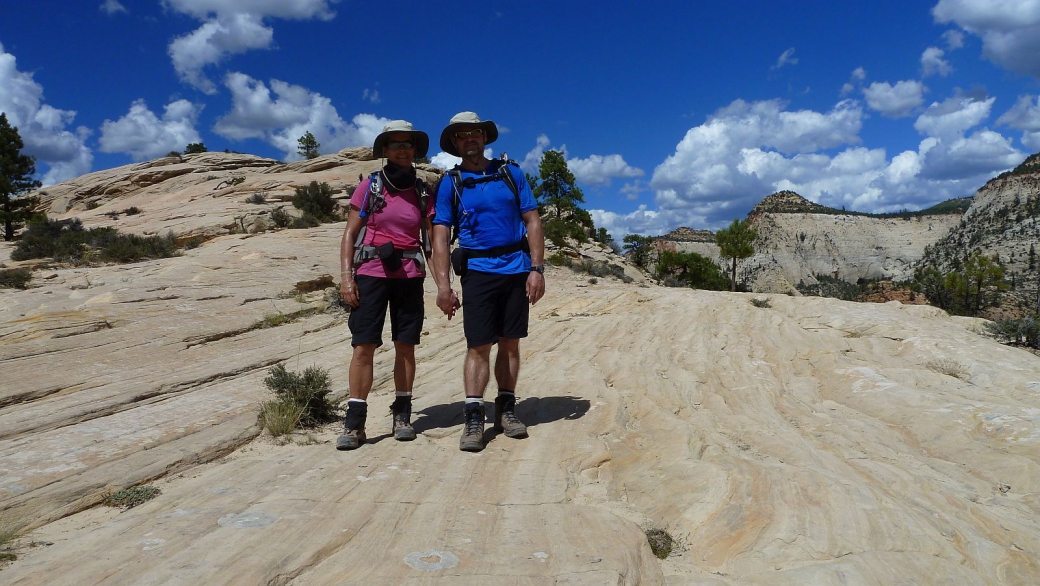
[386,141,414,150]
[454,128,485,140]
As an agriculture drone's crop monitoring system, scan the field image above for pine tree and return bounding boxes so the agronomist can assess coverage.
[714,218,757,292]
[535,150,584,220]
[297,131,320,159]
[184,142,207,154]
[0,113,43,241]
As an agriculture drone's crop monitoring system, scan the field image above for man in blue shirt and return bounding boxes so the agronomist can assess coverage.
[431,111,546,452]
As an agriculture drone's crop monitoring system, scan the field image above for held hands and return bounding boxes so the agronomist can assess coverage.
[436,287,461,320]
[340,274,359,308]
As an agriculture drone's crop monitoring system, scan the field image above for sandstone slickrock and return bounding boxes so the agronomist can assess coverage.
[2,153,1040,583]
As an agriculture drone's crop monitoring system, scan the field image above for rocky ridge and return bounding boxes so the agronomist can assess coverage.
[1,152,1040,583]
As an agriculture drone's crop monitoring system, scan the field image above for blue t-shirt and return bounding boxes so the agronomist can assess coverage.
[433,161,537,275]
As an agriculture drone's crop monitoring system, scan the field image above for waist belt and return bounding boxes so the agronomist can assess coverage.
[354,246,426,270]
[461,237,530,259]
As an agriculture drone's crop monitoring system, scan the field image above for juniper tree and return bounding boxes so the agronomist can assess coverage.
[0,113,42,241]
[184,142,207,154]
[714,218,757,292]
[297,131,320,159]
[535,150,584,221]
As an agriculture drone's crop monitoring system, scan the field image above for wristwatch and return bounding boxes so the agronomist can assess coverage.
[530,265,544,274]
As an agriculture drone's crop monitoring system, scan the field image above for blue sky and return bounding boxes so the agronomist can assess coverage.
[2,1,1040,237]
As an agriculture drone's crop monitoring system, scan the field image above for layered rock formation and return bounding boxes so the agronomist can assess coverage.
[1,153,1040,583]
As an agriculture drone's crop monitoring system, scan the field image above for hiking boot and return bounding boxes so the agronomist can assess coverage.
[494,394,528,439]
[459,403,485,452]
[336,427,366,450]
[336,402,367,451]
[391,398,416,441]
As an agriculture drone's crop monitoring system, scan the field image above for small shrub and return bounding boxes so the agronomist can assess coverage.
[291,181,337,222]
[1,513,24,561]
[290,213,323,229]
[926,358,969,379]
[258,399,305,437]
[123,206,141,215]
[645,528,673,559]
[588,277,598,285]
[750,298,771,308]
[256,313,290,329]
[263,364,338,427]
[270,208,293,228]
[245,192,267,204]
[985,318,1039,349]
[104,485,161,509]
[547,252,573,267]
[12,219,180,265]
[0,268,32,289]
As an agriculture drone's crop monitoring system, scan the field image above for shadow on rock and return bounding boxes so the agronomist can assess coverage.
[411,396,590,434]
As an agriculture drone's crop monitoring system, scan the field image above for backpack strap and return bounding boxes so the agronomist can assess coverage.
[447,160,530,271]
[353,171,429,269]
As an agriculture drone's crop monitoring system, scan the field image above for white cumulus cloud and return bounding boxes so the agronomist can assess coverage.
[863,80,926,118]
[914,96,993,140]
[100,0,127,15]
[99,99,203,161]
[996,94,1040,149]
[921,46,952,77]
[164,0,338,93]
[213,72,383,159]
[0,43,93,185]
[933,0,1040,79]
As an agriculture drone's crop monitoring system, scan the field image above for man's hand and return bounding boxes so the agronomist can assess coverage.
[526,271,545,305]
[340,274,359,308]
[437,287,461,320]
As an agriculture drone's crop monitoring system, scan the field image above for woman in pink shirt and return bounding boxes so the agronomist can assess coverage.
[337,120,435,450]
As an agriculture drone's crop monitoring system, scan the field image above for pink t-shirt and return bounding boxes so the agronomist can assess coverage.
[350,177,435,278]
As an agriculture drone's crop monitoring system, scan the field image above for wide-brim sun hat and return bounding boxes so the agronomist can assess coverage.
[439,111,498,157]
[372,120,429,159]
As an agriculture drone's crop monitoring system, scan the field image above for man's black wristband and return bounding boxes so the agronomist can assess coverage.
[530,265,544,274]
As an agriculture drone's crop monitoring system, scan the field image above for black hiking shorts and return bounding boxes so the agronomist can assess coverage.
[348,275,425,347]
[460,271,529,348]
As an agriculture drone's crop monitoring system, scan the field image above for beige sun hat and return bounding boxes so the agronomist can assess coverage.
[439,111,499,156]
[372,120,429,158]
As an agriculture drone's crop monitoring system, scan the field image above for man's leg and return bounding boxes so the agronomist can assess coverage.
[460,343,493,451]
[391,342,417,441]
[493,337,528,438]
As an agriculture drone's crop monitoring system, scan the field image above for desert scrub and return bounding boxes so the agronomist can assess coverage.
[0,268,32,289]
[270,207,293,228]
[292,181,337,222]
[262,364,339,428]
[12,218,179,265]
[0,512,25,562]
[926,358,969,379]
[645,528,673,559]
[258,399,306,437]
[750,298,771,308]
[245,192,267,204]
[104,485,161,509]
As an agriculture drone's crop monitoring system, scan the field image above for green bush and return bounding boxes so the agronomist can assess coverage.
[985,318,1039,349]
[291,181,337,222]
[543,216,588,247]
[645,528,673,559]
[656,251,729,290]
[245,192,267,204]
[0,268,32,289]
[270,208,293,228]
[104,485,161,509]
[290,213,322,229]
[263,364,338,428]
[12,219,179,265]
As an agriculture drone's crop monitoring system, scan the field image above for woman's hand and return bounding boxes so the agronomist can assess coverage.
[340,274,360,308]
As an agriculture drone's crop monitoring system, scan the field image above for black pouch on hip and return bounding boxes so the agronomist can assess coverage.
[375,242,402,271]
[450,247,468,277]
